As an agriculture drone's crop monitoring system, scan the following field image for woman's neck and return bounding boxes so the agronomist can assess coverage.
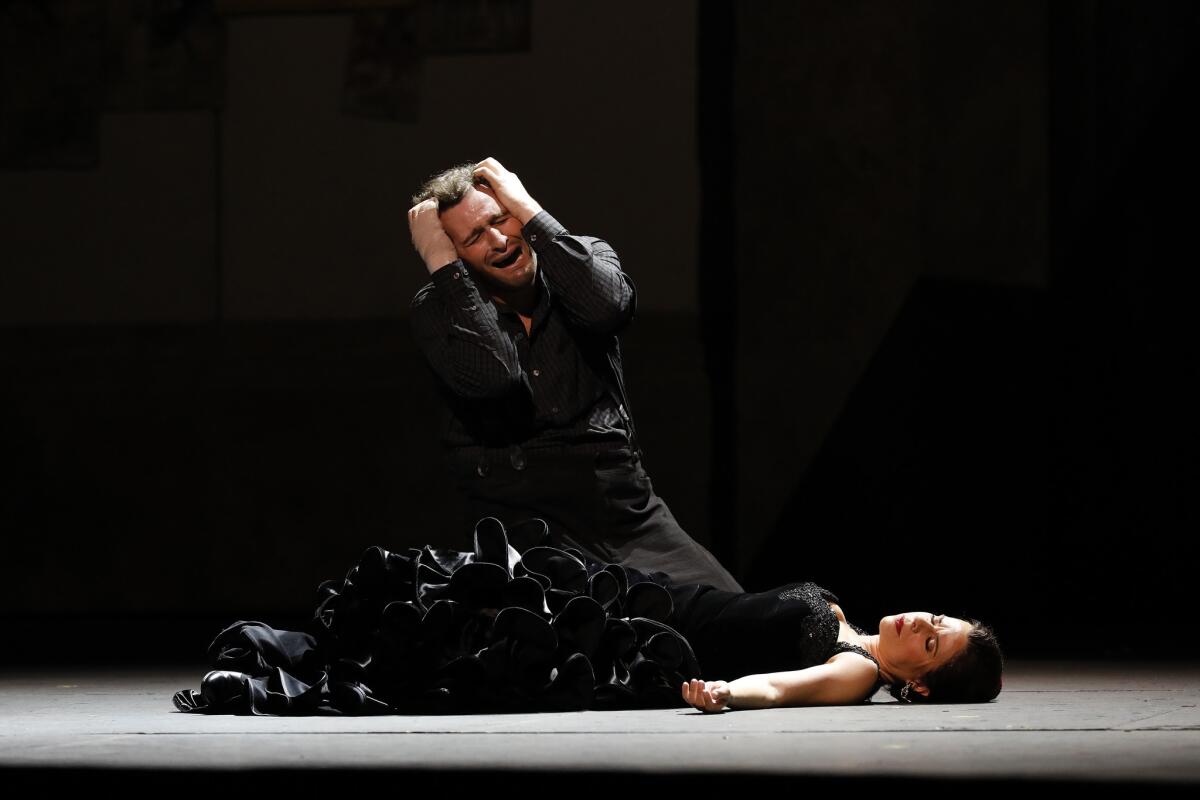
[850,632,892,683]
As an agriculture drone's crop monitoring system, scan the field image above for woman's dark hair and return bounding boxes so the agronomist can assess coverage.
[886,619,1004,704]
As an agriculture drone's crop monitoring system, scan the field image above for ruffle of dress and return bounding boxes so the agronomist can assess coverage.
[172,517,701,716]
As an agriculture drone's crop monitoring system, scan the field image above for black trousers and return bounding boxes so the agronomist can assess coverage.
[448,446,743,592]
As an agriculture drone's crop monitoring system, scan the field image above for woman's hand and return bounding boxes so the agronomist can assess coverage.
[682,678,731,712]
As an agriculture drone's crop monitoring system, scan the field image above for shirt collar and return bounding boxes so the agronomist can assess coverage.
[493,267,552,336]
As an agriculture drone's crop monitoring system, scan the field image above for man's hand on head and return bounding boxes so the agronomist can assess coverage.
[408,198,460,275]
[473,157,543,225]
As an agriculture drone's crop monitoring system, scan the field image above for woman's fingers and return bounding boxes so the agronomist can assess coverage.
[697,681,725,711]
[681,679,726,712]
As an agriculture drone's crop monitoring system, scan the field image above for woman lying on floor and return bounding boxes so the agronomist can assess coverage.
[172,517,1003,716]
[678,606,1003,712]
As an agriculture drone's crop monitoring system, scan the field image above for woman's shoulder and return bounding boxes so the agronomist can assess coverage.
[827,644,878,669]
[825,647,883,698]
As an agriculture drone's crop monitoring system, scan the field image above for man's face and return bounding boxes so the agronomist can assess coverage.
[439,186,536,294]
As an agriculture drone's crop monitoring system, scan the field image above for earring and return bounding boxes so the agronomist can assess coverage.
[900,682,913,702]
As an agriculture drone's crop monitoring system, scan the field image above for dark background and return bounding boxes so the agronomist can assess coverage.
[2,0,1196,663]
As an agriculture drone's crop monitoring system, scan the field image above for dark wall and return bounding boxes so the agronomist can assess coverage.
[1044,0,1200,649]
[729,0,1046,569]
[0,315,705,617]
[0,3,702,322]
[725,0,1198,657]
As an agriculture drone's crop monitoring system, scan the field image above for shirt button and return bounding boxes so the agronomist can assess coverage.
[532,369,540,377]
[452,271,461,280]
[551,406,559,414]
[529,233,538,242]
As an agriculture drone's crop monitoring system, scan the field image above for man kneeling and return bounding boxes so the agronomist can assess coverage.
[407,156,740,591]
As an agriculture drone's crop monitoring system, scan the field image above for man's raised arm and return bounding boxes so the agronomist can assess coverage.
[474,158,636,336]
[408,198,527,400]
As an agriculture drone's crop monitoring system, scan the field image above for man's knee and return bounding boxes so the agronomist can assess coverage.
[612,536,741,592]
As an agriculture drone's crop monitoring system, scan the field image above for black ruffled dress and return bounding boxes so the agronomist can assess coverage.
[172,517,882,715]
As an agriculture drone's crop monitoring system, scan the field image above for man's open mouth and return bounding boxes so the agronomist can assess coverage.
[493,247,522,269]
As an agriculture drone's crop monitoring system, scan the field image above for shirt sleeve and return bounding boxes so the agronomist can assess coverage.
[410,261,530,400]
[523,210,636,335]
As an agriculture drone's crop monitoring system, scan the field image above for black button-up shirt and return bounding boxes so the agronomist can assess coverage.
[410,210,638,469]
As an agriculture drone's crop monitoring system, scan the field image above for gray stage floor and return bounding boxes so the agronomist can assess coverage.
[1,660,1197,785]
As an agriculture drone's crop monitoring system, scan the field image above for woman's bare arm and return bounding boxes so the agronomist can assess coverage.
[760,654,879,707]
[683,654,878,711]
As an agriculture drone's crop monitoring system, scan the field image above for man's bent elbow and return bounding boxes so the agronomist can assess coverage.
[573,295,634,336]
[451,364,526,401]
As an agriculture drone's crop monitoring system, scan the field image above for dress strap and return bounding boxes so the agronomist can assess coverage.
[829,638,886,699]
[829,640,878,667]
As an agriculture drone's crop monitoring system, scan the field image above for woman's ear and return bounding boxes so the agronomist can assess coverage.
[913,679,931,697]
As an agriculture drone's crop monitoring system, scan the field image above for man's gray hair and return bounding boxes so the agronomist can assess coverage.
[411,163,481,210]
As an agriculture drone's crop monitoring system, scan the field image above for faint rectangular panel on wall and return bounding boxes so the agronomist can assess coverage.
[215,0,414,13]
[417,0,530,54]
[103,0,228,112]
[341,5,421,121]
[0,0,104,170]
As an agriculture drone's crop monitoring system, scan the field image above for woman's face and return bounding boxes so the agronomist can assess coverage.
[876,611,973,691]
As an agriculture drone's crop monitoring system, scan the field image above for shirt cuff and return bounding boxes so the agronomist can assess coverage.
[430,259,472,294]
[522,210,568,254]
